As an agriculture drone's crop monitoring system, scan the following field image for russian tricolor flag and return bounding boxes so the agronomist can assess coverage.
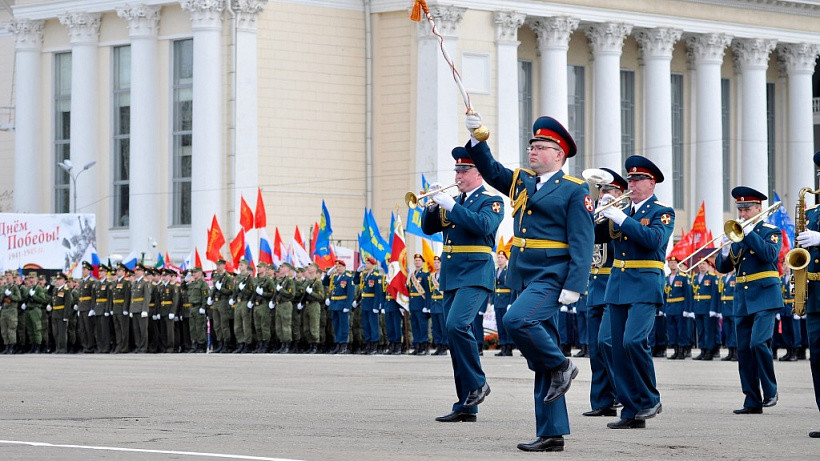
[259,228,273,265]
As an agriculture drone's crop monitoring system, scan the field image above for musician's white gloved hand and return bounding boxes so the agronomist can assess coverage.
[743,222,754,236]
[466,112,482,136]
[428,183,443,193]
[721,235,731,257]
[598,194,615,207]
[558,289,580,305]
[797,230,820,248]
[600,205,627,226]
[432,192,456,212]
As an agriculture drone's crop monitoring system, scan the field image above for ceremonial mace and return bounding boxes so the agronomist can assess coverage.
[410,0,490,142]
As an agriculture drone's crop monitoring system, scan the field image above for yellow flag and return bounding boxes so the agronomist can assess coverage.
[422,238,436,273]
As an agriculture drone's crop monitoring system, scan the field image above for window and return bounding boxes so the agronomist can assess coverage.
[54,52,71,213]
[567,66,586,176]
[112,46,130,228]
[172,39,193,226]
[766,82,776,199]
[671,74,684,209]
[620,70,635,165]
[518,60,533,167]
[721,79,731,212]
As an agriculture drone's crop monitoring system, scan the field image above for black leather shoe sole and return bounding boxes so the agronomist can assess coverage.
[517,437,564,452]
[435,411,476,422]
[583,407,618,417]
[635,402,662,420]
[733,407,763,414]
[607,419,646,429]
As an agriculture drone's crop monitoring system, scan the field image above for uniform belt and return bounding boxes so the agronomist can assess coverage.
[78,296,92,301]
[666,297,685,303]
[612,259,665,270]
[132,297,144,302]
[511,237,568,249]
[495,289,511,293]
[721,296,734,301]
[96,298,108,302]
[441,245,493,254]
[183,303,191,307]
[735,271,779,283]
[410,293,423,297]
[113,300,125,304]
[53,305,65,310]
[807,272,820,281]
[694,295,712,301]
[591,267,612,275]
[161,301,173,305]
[432,295,443,300]
[330,295,347,301]
[361,293,375,298]
[784,299,794,304]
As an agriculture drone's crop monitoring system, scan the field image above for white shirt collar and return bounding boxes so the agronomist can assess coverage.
[632,196,651,213]
[463,185,481,201]
[537,169,563,187]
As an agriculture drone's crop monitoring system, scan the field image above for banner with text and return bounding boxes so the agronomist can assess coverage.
[0,213,97,272]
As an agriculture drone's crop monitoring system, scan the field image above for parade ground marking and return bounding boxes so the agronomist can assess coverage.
[0,440,305,461]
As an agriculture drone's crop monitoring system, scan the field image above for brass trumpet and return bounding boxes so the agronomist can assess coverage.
[405,181,461,208]
[594,191,633,224]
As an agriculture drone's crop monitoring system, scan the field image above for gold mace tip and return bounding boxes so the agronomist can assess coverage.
[473,125,490,142]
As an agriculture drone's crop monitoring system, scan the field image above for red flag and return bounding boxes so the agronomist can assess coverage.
[195,248,203,268]
[689,202,712,249]
[165,251,172,267]
[239,196,254,232]
[311,222,335,270]
[206,215,226,263]
[229,230,245,267]
[387,217,409,309]
[273,227,283,263]
[294,226,305,249]
[777,229,790,274]
[668,228,693,261]
[254,188,267,229]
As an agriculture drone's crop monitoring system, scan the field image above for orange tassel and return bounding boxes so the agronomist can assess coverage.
[410,1,423,22]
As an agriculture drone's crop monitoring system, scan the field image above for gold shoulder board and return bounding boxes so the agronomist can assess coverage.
[481,191,497,196]
[563,175,584,185]
[654,201,671,207]
[762,223,778,229]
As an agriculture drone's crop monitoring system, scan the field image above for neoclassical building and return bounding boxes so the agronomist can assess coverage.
[0,0,818,260]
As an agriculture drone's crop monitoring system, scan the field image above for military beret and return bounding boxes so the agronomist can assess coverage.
[496,249,508,258]
[530,116,577,158]
[433,255,441,261]
[413,253,425,262]
[666,255,680,262]
[731,186,766,209]
[335,259,346,267]
[365,257,377,265]
[625,155,665,183]
[600,167,628,191]
[452,146,475,171]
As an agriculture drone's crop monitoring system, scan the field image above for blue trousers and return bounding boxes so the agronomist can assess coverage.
[361,309,380,343]
[695,314,715,350]
[609,302,660,420]
[494,306,512,345]
[558,311,577,347]
[385,309,402,342]
[712,317,721,349]
[503,280,569,437]
[723,316,737,348]
[331,310,350,344]
[472,313,485,352]
[736,309,778,409]
[588,305,617,410]
[779,308,802,348]
[431,312,447,346]
[576,310,589,346]
[650,310,666,347]
[410,310,428,345]
[806,313,820,411]
[443,287,490,414]
[666,314,692,347]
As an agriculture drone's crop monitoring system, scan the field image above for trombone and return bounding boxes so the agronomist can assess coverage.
[594,192,633,224]
[679,201,782,274]
[405,181,461,208]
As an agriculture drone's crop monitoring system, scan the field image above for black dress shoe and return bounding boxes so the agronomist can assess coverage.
[763,393,778,407]
[435,411,476,422]
[607,418,646,429]
[583,407,617,417]
[517,436,564,452]
[809,430,820,438]
[733,407,763,414]
[464,382,491,407]
[635,402,662,420]
[544,360,579,404]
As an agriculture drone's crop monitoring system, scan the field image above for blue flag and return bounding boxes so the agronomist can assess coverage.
[314,200,333,257]
[359,210,374,262]
[406,208,443,243]
[366,209,391,271]
[767,191,794,247]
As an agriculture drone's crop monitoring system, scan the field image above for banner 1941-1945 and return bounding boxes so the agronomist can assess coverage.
[0,213,97,273]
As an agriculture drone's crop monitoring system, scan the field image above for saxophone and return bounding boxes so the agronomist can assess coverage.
[786,187,820,316]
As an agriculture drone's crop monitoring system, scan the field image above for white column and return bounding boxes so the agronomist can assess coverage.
[585,22,632,170]
[117,4,161,256]
[59,12,101,213]
[233,0,267,260]
[779,43,820,208]
[636,28,681,206]
[529,16,579,126]
[686,33,732,234]
[415,5,464,186]
[7,19,43,213]
[732,38,777,193]
[182,0,225,255]
[493,10,525,244]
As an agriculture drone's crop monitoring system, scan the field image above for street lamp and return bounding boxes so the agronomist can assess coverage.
[58,159,96,213]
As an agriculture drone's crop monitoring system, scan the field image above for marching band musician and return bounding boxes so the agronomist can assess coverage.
[714,186,781,415]
[691,254,719,361]
[465,114,593,452]
[776,268,801,362]
[596,156,674,429]
[665,256,693,360]
[407,254,431,355]
[585,167,625,418]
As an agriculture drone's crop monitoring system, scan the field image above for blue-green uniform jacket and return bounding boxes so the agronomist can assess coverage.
[691,272,718,315]
[324,271,355,312]
[421,184,503,292]
[408,269,430,312]
[491,267,514,308]
[804,206,820,314]
[719,273,736,317]
[465,141,593,293]
[360,270,384,311]
[429,272,443,314]
[715,221,783,315]
[664,273,692,316]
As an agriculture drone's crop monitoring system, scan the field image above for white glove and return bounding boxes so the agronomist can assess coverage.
[325,299,330,306]
[797,230,820,248]
[215,281,222,291]
[776,313,781,320]
[276,284,283,292]
[721,241,731,257]
[343,308,350,313]
[207,297,213,306]
[373,308,379,314]
[130,313,134,318]
[169,313,175,320]
[380,309,385,314]
[20,303,26,310]
[297,303,304,311]
[598,194,615,207]
[305,286,313,295]
[507,304,512,309]
[794,314,802,320]
[489,304,494,310]
[571,307,577,314]
[46,304,52,312]
[73,304,78,311]
[88,309,94,316]
[238,282,246,290]
[432,192,456,212]
[743,223,753,236]
[709,311,717,317]
[63,318,68,323]
[687,311,696,319]
[428,182,443,193]
[141,311,148,318]
[4,289,10,296]
[247,301,253,309]
[352,300,358,308]
[104,311,110,317]
[466,112,482,135]
[256,286,264,295]
[199,307,206,314]
[717,313,723,319]
[478,311,485,316]
[175,316,181,322]
[422,307,429,314]
[228,298,235,306]
[28,288,35,296]
[600,205,627,226]
[122,310,128,316]
[152,314,158,320]
[560,305,569,313]
[558,289,581,305]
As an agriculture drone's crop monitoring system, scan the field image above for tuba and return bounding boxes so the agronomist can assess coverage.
[786,187,820,316]
[592,244,607,268]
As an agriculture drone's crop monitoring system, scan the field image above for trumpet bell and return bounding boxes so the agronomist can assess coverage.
[724,220,745,243]
[405,191,420,208]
